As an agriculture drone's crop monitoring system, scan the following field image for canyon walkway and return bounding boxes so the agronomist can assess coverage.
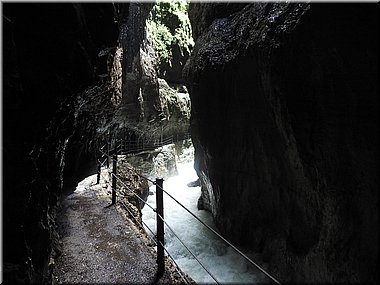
[52,169,181,284]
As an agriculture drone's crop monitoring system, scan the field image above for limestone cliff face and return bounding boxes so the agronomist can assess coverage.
[185,3,378,283]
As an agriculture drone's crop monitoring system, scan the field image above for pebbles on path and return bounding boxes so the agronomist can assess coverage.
[53,170,185,284]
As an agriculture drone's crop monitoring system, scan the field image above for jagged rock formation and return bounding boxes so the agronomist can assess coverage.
[185,3,378,283]
[3,4,118,283]
[2,2,189,283]
[114,2,191,138]
[116,159,150,211]
[117,3,156,121]
[3,2,192,282]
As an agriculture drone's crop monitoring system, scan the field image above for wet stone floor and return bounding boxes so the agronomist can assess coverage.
[53,170,184,284]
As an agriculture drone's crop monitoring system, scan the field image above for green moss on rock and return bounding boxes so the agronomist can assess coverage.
[146,0,194,73]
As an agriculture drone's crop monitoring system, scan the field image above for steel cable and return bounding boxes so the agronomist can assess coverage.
[100,170,156,245]
[155,182,281,285]
[156,239,192,285]
[156,212,220,285]
[98,139,281,284]
[119,200,155,241]
[110,172,156,212]
[120,201,191,285]
[98,159,194,284]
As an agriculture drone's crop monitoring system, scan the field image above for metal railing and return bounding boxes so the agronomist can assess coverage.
[95,134,281,285]
[104,132,191,157]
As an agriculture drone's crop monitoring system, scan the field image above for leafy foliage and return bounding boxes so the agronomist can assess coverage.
[146,0,194,70]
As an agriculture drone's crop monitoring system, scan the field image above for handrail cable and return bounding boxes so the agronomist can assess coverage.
[112,173,157,213]
[99,170,156,247]
[155,212,220,285]
[156,239,192,285]
[98,149,156,184]
[120,197,191,284]
[97,158,107,166]
[119,200,155,240]
[98,132,190,160]
[110,172,156,212]
[100,151,156,184]
[97,137,281,284]
[97,159,154,213]
[100,164,204,284]
[99,169,156,239]
[100,155,280,284]
[155,182,281,285]
[97,167,111,185]
[99,162,192,284]
[129,168,155,184]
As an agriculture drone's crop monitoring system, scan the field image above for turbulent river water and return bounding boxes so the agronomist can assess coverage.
[141,149,267,284]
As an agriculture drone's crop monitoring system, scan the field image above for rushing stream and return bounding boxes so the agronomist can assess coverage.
[141,149,266,284]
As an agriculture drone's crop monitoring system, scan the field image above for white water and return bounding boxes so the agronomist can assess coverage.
[142,160,265,284]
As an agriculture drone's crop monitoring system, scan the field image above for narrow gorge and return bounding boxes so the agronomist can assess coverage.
[2,2,378,284]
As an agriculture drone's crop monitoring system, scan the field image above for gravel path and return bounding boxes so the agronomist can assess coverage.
[53,170,184,284]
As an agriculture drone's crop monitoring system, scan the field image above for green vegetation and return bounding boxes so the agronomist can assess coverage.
[146,0,194,70]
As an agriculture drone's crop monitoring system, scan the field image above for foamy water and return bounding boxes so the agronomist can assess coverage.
[142,161,264,284]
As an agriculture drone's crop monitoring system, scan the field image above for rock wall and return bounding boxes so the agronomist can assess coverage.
[3,3,191,283]
[114,3,190,139]
[2,3,118,283]
[185,3,378,283]
[117,3,156,121]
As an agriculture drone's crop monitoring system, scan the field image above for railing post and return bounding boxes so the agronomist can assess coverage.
[156,178,165,278]
[107,133,110,168]
[112,154,117,204]
[96,158,101,184]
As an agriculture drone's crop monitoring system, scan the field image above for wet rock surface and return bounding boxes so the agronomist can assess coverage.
[3,3,191,283]
[116,159,150,210]
[3,3,118,282]
[53,170,184,284]
[186,2,378,283]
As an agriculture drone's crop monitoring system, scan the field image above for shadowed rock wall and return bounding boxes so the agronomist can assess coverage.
[185,3,378,283]
[3,3,118,282]
[3,3,190,283]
